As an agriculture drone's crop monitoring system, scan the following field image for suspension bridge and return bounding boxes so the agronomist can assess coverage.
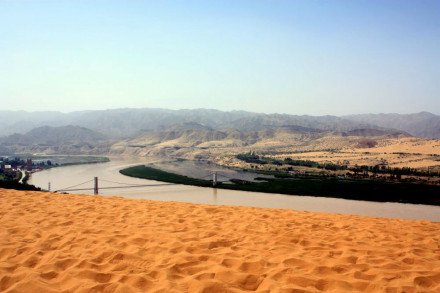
[52,171,242,194]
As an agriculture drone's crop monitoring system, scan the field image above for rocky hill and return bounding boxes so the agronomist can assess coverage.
[345,128,410,138]
[109,123,411,159]
[0,108,381,138]
[0,109,256,138]
[0,109,435,159]
[344,112,440,139]
[219,114,374,132]
[0,125,106,146]
[0,125,111,155]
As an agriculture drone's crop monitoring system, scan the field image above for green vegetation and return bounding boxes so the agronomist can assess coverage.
[120,165,440,206]
[0,169,40,191]
[57,156,110,168]
[1,155,110,170]
[0,169,18,181]
[252,169,295,178]
[349,165,438,177]
[0,180,41,191]
[35,156,110,169]
[0,155,109,191]
[236,153,271,165]
[120,166,213,187]
[236,152,440,177]
[237,152,345,170]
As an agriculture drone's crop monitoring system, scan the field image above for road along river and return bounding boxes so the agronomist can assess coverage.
[29,157,440,222]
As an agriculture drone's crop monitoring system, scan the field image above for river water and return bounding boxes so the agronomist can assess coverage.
[28,157,440,222]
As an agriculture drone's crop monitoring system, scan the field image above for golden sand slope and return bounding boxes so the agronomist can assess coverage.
[1,189,440,292]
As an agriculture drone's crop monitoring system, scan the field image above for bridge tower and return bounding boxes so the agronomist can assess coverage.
[213,172,217,186]
[94,177,99,195]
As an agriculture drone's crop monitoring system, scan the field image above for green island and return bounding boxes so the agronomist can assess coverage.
[30,156,110,169]
[120,165,440,206]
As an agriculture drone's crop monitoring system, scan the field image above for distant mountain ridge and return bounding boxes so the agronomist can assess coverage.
[345,128,410,137]
[344,112,440,139]
[120,125,409,150]
[0,125,106,146]
[0,108,256,138]
[0,108,438,139]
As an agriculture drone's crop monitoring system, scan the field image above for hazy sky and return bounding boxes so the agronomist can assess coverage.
[1,0,439,115]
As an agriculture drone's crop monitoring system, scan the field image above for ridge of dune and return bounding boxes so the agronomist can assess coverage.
[1,188,440,292]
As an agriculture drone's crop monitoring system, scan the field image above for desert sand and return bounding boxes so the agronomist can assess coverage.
[1,188,440,292]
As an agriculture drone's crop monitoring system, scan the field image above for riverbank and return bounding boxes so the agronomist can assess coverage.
[34,155,110,170]
[0,156,109,192]
[120,165,440,206]
[1,188,439,292]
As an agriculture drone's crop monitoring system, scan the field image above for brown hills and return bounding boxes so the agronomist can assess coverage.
[0,109,438,175]
[109,125,410,158]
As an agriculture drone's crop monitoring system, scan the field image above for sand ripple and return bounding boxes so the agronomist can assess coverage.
[1,188,440,292]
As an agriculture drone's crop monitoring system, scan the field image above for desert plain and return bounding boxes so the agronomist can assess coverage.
[1,188,440,292]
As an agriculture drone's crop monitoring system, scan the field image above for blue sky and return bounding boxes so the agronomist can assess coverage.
[1,0,439,115]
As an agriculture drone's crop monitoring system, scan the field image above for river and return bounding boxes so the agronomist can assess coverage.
[28,157,440,222]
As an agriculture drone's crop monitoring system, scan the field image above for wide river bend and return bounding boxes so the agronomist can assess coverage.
[29,157,440,222]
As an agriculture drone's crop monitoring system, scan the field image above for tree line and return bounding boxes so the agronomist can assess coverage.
[236,152,440,177]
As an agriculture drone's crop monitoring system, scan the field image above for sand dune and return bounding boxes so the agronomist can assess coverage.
[1,189,440,292]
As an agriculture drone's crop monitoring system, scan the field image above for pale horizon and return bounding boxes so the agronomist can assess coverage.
[1,106,439,117]
[1,0,439,116]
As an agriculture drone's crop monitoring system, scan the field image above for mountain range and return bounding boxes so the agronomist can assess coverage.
[344,112,440,139]
[0,125,107,146]
[1,108,438,139]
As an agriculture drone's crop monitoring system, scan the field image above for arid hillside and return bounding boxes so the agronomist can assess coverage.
[109,126,435,169]
[0,125,112,155]
[1,114,438,175]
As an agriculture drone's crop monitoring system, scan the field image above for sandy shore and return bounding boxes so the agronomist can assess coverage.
[1,189,440,292]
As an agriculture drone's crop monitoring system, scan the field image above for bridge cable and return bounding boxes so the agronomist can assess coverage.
[99,179,142,186]
[55,179,94,192]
